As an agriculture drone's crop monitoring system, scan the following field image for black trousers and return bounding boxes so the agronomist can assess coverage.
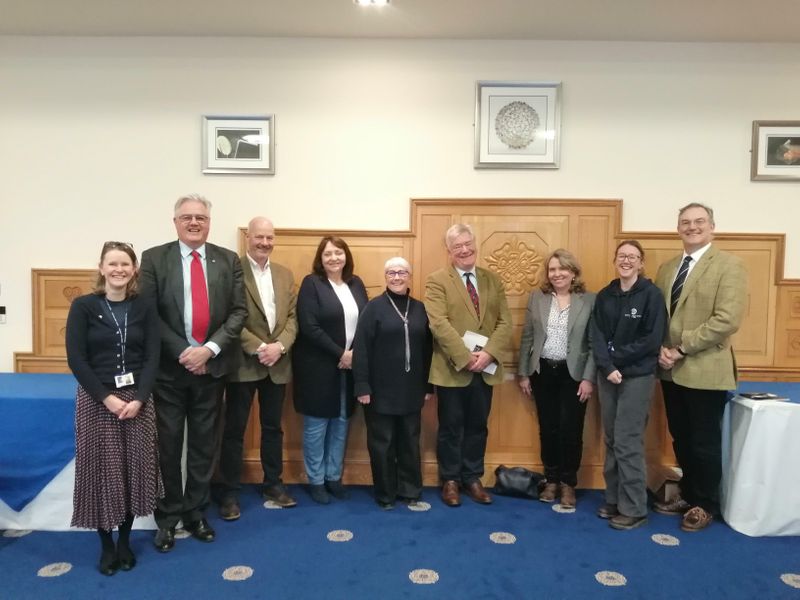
[661,380,728,515]
[436,374,493,484]
[529,361,587,487]
[153,373,224,528]
[219,377,287,501]
[364,407,422,503]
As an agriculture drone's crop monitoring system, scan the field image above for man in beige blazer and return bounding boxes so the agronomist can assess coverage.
[654,203,747,532]
[218,217,298,519]
[425,223,512,507]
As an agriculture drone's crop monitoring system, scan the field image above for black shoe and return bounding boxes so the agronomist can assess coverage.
[262,484,298,508]
[98,550,120,576]
[184,518,215,543]
[219,499,241,521]
[116,545,136,571]
[308,484,330,504]
[325,479,350,500]
[377,500,395,511]
[153,527,175,553]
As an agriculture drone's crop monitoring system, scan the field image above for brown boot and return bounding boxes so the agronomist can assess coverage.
[559,484,576,508]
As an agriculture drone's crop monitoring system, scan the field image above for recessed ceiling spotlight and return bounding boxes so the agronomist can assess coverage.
[354,0,390,6]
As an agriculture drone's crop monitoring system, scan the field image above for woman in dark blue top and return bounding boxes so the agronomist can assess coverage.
[65,241,162,575]
[592,240,666,530]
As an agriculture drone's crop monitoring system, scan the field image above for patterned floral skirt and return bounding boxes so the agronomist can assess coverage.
[71,385,163,530]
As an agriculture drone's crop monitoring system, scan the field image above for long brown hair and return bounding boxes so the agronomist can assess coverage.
[312,236,355,282]
[93,241,139,297]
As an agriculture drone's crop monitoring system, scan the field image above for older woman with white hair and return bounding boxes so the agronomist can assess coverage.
[353,257,434,509]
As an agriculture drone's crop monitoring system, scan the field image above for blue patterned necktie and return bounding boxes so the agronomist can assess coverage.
[464,272,480,317]
[670,256,692,315]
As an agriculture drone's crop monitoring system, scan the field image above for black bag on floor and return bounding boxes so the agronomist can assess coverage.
[493,465,545,499]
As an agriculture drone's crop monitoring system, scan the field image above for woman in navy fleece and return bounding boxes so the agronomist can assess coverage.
[591,240,666,530]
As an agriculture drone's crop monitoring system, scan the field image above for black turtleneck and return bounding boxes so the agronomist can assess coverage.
[352,289,433,415]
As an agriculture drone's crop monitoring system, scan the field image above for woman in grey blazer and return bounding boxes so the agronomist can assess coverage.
[518,249,596,508]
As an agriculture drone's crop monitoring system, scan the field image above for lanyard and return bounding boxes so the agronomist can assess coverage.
[385,292,411,373]
[105,299,129,374]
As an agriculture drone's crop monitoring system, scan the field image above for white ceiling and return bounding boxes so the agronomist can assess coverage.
[1,0,798,42]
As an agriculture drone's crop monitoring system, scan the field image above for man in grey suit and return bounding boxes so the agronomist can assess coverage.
[140,194,246,551]
[218,217,298,520]
[654,203,747,532]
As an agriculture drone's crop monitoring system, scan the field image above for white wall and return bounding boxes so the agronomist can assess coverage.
[1,36,799,370]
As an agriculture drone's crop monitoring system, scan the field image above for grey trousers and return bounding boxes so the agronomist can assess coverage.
[597,374,655,518]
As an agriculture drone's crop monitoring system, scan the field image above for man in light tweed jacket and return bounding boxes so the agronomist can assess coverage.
[654,203,747,532]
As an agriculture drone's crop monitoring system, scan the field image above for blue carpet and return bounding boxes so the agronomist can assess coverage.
[1,486,798,599]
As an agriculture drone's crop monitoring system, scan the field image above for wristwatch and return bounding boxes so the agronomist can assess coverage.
[277,341,287,355]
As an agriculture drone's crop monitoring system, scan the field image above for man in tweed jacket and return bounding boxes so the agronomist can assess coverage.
[654,203,747,532]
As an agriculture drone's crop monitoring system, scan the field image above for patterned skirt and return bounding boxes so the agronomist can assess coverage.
[71,385,164,530]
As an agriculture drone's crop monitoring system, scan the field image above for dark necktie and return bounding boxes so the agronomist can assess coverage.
[670,256,692,315]
[464,272,480,317]
[191,251,210,343]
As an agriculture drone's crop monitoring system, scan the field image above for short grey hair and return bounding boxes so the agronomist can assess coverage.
[384,256,411,273]
[444,223,474,248]
[678,202,714,226]
[174,193,212,215]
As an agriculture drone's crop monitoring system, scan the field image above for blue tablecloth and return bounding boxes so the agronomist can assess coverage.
[0,373,77,511]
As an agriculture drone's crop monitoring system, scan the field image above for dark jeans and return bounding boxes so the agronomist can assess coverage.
[154,373,224,528]
[530,361,587,487]
[219,377,287,501]
[661,380,728,515]
[436,374,493,484]
[364,407,422,503]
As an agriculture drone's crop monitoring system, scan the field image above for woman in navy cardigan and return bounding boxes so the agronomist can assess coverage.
[65,241,162,575]
[293,236,368,504]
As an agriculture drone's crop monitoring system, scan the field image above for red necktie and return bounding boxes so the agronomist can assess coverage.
[191,251,210,343]
[465,272,480,317]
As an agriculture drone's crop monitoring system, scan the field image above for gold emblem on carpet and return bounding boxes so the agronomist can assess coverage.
[222,566,254,581]
[489,532,517,544]
[595,571,627,587]
[326,529,354,542]
[37,562,72,577]
[409,569,439,584]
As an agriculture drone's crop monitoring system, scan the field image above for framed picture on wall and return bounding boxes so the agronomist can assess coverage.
[474,81,561,169]
[750,120,800,181]
[202,115,275,174]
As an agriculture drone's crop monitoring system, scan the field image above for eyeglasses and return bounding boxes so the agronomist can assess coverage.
[385,270,410,278]
[679,218,709,228]
[103,241,134,250]
[176,214,210,224]
[616,254,641,262]
[449,241,474,252]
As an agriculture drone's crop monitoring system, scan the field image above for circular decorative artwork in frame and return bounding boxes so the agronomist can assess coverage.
[495,101,540,149]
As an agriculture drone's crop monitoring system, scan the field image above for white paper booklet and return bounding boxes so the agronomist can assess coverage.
[462,330,497,375]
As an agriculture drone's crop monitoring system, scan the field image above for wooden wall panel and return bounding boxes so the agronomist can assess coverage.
[16,203,799,491]
[32,270,96,356]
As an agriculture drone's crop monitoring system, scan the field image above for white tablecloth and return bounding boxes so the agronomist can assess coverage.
[721,396,800,536]
[0,459,156,532]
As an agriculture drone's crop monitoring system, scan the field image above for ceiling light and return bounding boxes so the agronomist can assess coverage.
[354,0,390,6]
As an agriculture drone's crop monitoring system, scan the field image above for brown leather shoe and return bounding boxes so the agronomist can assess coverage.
[219,499,241,521]
[559,484,576,508]
[464,480,492,504]
[263,484,298,508]
[653,495,690,516]
[441,480,461,507]
[538,482,558,503]
[681,506,713,532]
